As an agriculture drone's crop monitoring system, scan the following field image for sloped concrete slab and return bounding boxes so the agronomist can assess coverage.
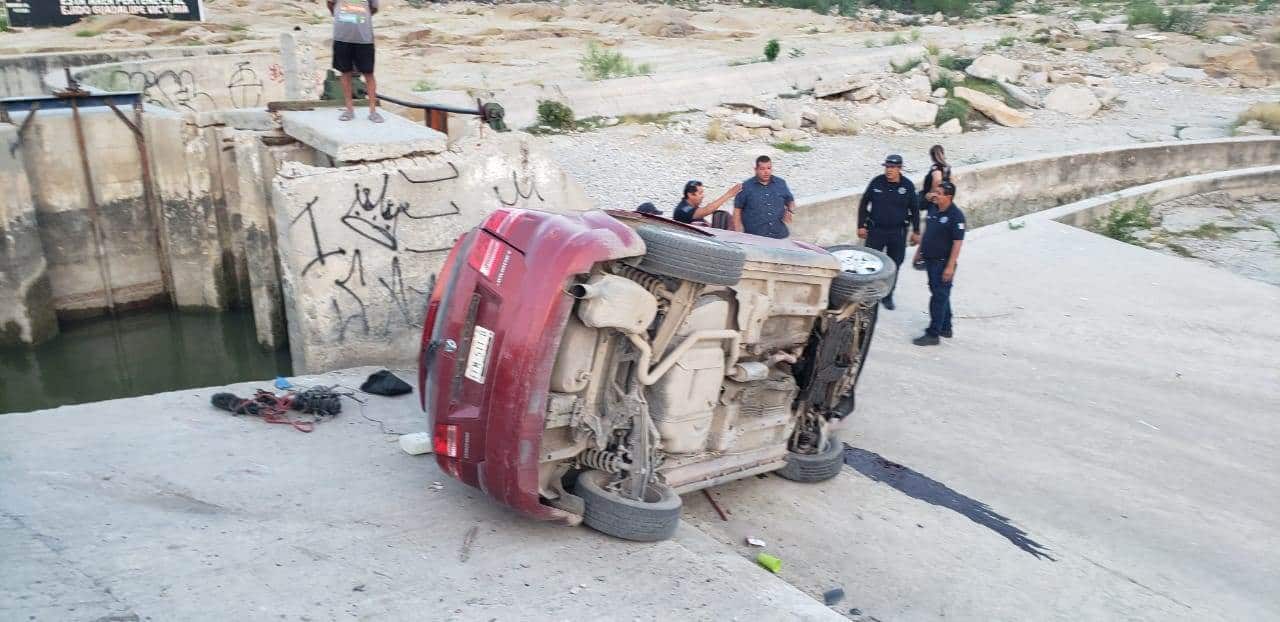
[281,109,446,162]
[0,367,841,621]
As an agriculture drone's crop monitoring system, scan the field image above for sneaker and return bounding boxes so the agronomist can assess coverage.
[882,297,896,310]
[912,333,940,346]
[940,328,953,339]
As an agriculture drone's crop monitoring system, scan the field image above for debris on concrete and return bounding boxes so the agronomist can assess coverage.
[756,552,782,573]
[823,587,846,606]
[399,432,434,455]
[746,537,767,547]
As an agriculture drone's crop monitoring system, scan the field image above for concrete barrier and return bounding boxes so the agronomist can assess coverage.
[791,137,1280,246]
[0,126,58,345]
[75,53,286,113]
[272,133,592,373]
[1044,165,1280,229]
[0,46,254,97]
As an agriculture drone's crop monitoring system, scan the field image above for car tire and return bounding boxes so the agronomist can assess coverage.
[634,225,745,287]
[776,439,845,483]
[577,470,682,542]
[826,245,896,308]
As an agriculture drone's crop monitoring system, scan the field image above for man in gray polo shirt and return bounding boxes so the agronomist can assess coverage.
[328,0,382,123]
[732,155,795,239]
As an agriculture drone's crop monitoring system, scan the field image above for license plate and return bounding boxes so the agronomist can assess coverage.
[464,326,493,384]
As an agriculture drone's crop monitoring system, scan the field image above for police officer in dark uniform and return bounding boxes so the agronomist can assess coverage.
[911,181,965,346]
[857,154,920,310]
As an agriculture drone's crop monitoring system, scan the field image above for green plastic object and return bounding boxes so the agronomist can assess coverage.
[756,552,782,573]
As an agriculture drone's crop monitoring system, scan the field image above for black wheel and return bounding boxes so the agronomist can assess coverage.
[634,225,745,287]
[826,245,896,308]
[577,470,682,542]
[776,439,845,483]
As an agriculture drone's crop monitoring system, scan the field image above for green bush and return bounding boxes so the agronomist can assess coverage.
[536,100,575,129]
[892,57,923,73]
[935,97,970,127]
[931,74,957,93]
[772,141,813,153]
[765,39,781,62]
[762,0,863,16]
[997,35,1016,47]
[0,14,11,32]
[579,42,652,81]
[889,32,908,45]
[1095,202,1153,244]
[994,0,1016,13]
[863,0,973,16]
[961,76,1022,108]
[1127,0,1201,33]
[938,55,973,71]
[1029,0,1052,14]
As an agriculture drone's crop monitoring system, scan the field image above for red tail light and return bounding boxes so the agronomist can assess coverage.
[435,423,459,458]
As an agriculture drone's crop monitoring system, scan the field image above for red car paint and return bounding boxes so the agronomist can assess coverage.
[419,209,645,523]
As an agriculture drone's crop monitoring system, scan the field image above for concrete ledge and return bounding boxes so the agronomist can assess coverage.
[1048,165,1280,227]
[792,137,1280,246]
[193,107,280,131]
[280,109,446,163]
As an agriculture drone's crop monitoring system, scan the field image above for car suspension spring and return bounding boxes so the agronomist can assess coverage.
[613,265,670,298]
[578,449,627,473]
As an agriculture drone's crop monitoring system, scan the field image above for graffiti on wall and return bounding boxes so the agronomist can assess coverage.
[105,61,265,112]
[286,165,548,344]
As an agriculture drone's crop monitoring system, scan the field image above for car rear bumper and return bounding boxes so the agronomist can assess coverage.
[420,208,644,521]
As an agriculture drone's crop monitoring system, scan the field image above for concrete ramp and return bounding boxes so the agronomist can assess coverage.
[0,368,840,621]
[684,217,1280,620]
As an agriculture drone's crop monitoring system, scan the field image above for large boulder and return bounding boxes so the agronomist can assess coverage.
[733,113,776,129]
[1163,66,1208,83]
[998,81,1040,108]
[814,75,863,99]
[965,54,1024,83]
[886,96,939,128]
[939,118,963,135]
[1045,84,1101,118]
[953,86,1030,127]
[850,84,880,101]
[906,74,932,101]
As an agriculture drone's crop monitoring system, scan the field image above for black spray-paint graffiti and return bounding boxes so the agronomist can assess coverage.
[107,61,265,112]
[290,165,551,343]
[493,170,545,206]
[226,61,265,109]
[112,68,216,112]
[340,168,461,253]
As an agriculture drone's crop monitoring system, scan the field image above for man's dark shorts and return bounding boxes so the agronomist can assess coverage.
[333,41,375,75]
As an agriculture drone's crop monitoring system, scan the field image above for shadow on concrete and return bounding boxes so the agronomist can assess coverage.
[843,444,1056,561]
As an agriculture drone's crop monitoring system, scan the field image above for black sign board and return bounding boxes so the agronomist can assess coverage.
[5,0,204,28]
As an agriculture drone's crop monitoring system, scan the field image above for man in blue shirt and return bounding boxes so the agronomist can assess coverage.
[911,181,965,346]
[733,155,795,239]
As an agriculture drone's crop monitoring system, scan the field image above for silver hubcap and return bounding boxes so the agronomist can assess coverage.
[831,248,884,275]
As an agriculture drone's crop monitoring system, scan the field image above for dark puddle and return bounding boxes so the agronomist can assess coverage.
[843,444,1055,561]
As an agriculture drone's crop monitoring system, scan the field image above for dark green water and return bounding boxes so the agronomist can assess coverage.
[0,310,291,414]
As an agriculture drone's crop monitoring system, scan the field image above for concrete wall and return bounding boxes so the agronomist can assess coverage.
[272,133,592,373]
[792,137,1280,246]
[1044,165,1280,230]
[0,46,249,97]
[17,107,168,318]
[0,125,57,345]
[75,53,286,113]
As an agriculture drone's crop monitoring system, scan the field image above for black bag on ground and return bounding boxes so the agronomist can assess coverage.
[362,370,412,396]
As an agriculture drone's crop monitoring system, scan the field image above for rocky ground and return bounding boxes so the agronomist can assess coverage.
[1123,191,1280,286]
[4,0,1276,210]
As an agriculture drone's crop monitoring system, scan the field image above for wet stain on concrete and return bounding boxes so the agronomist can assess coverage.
[843,444,1055,561]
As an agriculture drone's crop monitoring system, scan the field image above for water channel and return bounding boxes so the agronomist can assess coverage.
[0,310,292,414]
